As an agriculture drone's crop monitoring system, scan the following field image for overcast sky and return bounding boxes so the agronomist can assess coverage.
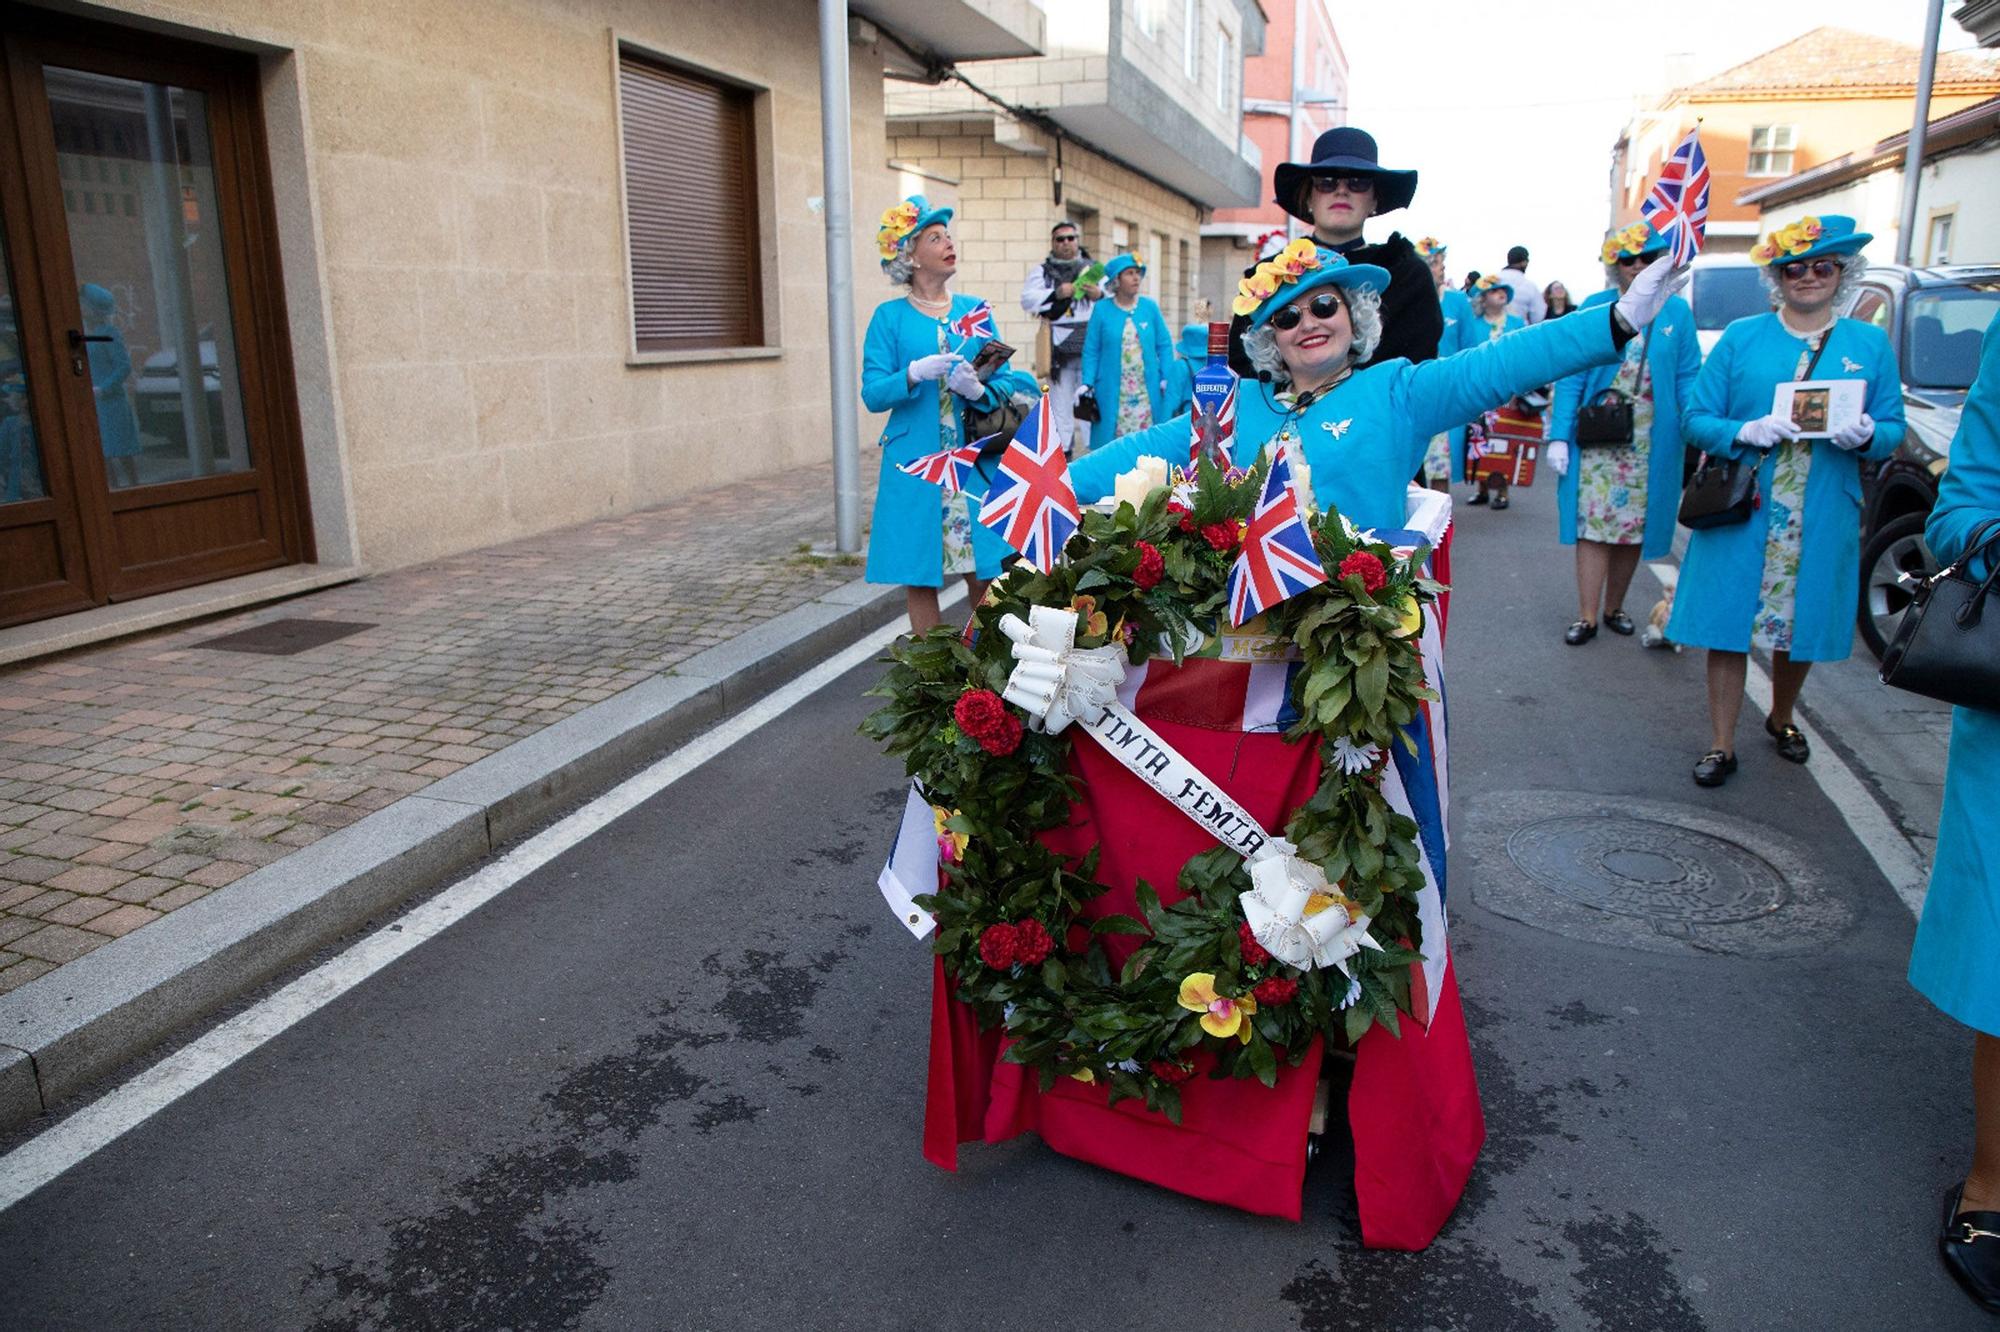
[1331,0,1977,298]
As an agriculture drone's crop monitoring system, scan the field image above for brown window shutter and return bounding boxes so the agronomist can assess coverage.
[619,51,763,352]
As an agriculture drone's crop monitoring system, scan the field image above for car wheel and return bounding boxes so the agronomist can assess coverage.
[1858,511,1936,660]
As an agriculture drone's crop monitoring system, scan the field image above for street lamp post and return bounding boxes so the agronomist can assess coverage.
[1895,0,1946,266]
[818,0,863,554]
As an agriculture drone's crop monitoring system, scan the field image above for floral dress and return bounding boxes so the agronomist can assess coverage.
[935,321,976,576]
[1116,318,1154,437]
[1750,335,1823,651]
[1576,334,1653,546]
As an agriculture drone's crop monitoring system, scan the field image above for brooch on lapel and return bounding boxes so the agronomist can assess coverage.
[1840,356,1864,373]
[1322,419,1353,440]
[1658,324,1673,337]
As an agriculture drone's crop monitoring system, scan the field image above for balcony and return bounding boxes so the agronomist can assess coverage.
[852,0,1046,66]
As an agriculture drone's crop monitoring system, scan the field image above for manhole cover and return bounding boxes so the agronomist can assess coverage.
[1506,815,1786,925]
[196,618,375,655]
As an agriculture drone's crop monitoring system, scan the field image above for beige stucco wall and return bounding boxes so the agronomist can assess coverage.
[86,0,891,570]
[880,114,1205,371]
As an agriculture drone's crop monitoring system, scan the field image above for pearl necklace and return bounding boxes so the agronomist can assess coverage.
[906,291,951,316]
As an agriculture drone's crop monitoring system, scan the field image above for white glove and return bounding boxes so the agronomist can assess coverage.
[947,360,985,400]
[1613,254,1691,332]
[1546,441,1571,477]
[907,352,958,385]
[1830,413,1875,452]
[1737,413,1801,451]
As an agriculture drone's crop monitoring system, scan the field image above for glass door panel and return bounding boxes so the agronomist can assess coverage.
[43,66,250,490]
[0,224,49,505]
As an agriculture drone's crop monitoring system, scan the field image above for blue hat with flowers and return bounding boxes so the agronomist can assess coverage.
[1600,220,1669,265]
[1235,240,1389,331]
[1750,214,1871,268]
[1178,323,1208,359]
[1472,272,1514,302]
[1103,253,1147,281]
[876,195,953,271]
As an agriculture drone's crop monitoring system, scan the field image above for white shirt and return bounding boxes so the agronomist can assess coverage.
[1021,260,1097,348]
[1501,265,1546,325]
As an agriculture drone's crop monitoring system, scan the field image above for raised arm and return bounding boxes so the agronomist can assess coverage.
[860,304,924,413]
[1067,413,1194,503]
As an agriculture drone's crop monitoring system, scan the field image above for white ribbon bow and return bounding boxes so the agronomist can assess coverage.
[1242,839,1384,974]
[998,605,1129,734]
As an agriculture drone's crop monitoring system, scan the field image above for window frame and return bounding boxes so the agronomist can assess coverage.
[1745,124,1796,178]
[1926,207,1956,266]
[1182,0,1200,79]
[612,35,783,365]
[1215,23,1233,110]
[1137,0,1159,40]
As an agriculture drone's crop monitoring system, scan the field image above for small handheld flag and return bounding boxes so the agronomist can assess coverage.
[949,300,996,354]
[1226,447,1327,626]
[1640,127,1709,265]
[977,395,1079,574]
[897,435,995,496]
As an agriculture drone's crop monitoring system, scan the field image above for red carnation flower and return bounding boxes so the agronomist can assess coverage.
[1337,550,1387,594]
[1133,540,1165,590]
[1238,922,1271,967]
[1253,977,1299,1006]
[978,922,1018,970]
[1177,511,1197,533]
[1012,918,1054,966]
[954,689,1024,757]
[1149,1059,1195,1084]
[1202,522,1239,552]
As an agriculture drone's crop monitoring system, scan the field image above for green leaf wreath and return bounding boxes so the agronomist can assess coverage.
[862,457,1445,1123]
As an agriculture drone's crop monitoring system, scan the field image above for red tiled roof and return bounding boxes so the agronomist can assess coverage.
[1679,26,2000,96]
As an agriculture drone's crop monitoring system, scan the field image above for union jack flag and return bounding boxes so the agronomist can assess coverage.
[949,300,995,343]
[897,434,995,496]
[977,395,1078,573]
[1225,447,1327,626]
[1641,127,1709,265]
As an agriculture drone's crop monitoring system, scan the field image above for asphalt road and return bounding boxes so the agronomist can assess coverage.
[0,476,1984,1331]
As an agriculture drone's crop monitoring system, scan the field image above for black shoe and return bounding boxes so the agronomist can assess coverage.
[1603,609,1636,636]
[1491,493,1510,510]
[1940,1183,2000,1314]
[1765,718,1810,764]
[1692,749,1736,787]
[1564,620,1597,645]
[1467,489,1489,506]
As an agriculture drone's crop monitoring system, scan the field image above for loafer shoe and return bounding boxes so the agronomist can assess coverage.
[1765,719,1810,764]
[1466,489,1489,506]
[1940,1183,2000,1314]
[1564,620,1597,645]
[1490,493,1510,510]
[1692,749,1736,787]
[1604,609,1636,636]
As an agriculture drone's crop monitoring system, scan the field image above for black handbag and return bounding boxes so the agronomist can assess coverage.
[1072,389,1100,424]
[1879,518,2000,711]
[1676,454,1759,529]
[1575,327,1648,447]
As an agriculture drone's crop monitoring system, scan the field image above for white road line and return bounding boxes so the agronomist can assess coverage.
[0,592,952,1214]
[1646,561,1928,917]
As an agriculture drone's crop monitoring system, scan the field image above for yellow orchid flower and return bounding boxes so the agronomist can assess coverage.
[932,805,969,862]
[1071,594,1109,639]
[1231,291,1262,317]
[1282,236,1319,263]
[1798,216,1822,240]
[1177,972,1259,1040]
[1601,239,1622,265]
[1750,241,1778,266]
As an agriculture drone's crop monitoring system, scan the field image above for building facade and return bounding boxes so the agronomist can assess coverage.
[1199,0,1345,312]
[0,0,1040,633]
[1609,27,2000,254]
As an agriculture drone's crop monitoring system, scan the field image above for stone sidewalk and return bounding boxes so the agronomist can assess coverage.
[0,464,875,998]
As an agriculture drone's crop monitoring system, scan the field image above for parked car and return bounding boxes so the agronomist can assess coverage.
[1848,263,2000,657]
[133,332,223,451]
[1684,253,1765,357]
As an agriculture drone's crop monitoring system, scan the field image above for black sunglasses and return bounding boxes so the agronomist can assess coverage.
[1052,232,1079,243]
[1615,252,1656,268]
[1779,258,1842,280]
[1269,291,1345,331]
[1309,174,1377,194]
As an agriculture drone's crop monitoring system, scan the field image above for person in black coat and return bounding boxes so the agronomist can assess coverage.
[1228,126,1442,378]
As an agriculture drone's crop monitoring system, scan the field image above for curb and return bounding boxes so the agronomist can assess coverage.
[0,574,901,1133]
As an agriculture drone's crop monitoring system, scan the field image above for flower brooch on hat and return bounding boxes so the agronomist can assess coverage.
[1414,236,1447,261]
[1600,221,1654,266]
[1230,237,1325,317]
[877,200,921,263]
[1749,216,1824,267]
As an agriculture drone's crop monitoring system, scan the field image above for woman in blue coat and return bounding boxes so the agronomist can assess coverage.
[1546,222,1700,644]
[1908,308,2000,1316]
[862,196,1033,632]
[1070,239,1686,533]
[1079,254,1174,439]
[1664,216,1905,786]
[1164,322,1206,420]
[1463,274,1527,509]
[81,283,141,487]
[1417,238,1478,489]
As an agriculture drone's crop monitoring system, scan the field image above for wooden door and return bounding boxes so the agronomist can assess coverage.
[0,11,310,628]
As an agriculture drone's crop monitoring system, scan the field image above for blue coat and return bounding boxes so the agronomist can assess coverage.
[1437,289,1478,482]
[860,294,1021,587]
[1463,311,1524,348]
[1082,297,1174,428]
[1072,305,1625,534]
[1908,308,2000,1036]
[1547,290,1699,558]
[87,324,140,459]
[1665,313,1906,661]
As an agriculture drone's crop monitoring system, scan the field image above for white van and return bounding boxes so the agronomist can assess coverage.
[1684,254,1765,356]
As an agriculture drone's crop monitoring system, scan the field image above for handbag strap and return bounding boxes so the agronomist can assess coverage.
[1798,328,1832,381]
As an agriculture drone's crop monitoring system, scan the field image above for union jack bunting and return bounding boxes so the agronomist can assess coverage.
[896,434,995,496]
[949,300,996,343]
[1225,447,1327,626]
[977,396,1079,573]
[1640,127,1709,265]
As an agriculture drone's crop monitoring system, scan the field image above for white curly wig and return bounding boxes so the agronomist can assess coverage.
[882,244,917,287]
[1239,285,1384,387]
[1757,252,1869,311]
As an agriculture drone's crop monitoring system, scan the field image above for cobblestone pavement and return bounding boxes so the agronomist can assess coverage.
[0,465,876,995]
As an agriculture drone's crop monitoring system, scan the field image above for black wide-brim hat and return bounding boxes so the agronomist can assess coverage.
[1272,127,1418,222]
